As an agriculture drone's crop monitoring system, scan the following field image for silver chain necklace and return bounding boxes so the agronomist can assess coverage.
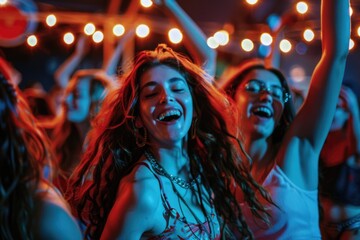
[144,150,200,189]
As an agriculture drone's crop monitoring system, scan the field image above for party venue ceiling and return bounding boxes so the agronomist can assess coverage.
[1,0,360,93]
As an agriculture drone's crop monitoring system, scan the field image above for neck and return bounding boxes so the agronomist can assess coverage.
[147,145,190,179]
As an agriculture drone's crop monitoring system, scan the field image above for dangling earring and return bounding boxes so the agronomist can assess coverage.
[135,127,147,147]
[191,117,198,139]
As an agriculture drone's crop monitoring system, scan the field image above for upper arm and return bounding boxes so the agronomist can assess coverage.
[33,199,82,240]
[287,0,350,153]
[100,166,161,240]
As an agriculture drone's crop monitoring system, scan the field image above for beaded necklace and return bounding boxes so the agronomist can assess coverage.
[144,150,200,189]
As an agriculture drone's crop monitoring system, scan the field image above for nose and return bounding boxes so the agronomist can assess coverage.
[259,90,273,103]
[159,90,174,104]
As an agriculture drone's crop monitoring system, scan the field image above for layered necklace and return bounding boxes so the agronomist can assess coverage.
[144,149,216,239]
[144,150,200,189]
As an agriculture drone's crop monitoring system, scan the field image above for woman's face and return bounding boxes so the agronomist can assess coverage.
[234,69,285,139]
[330,96,349,131]
[137,65,194,147]
[65,77,92,123]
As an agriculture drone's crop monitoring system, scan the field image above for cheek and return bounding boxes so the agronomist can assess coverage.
[273,102,284,123]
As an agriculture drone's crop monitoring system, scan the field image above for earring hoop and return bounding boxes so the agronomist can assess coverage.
[135,127,147,147]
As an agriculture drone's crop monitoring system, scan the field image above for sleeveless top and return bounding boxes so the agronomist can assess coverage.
[138,162,221,240]
[241,165,321,239]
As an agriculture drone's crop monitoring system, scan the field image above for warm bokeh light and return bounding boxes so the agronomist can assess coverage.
[279,39,292,53]
[140,0,153,8]
[136,24,150,38]
[290,65,306,83]
[350,7,353,16]
[0,0,7,5]
[92,31,104,43]
[246,0,258,5]
[27,35,37,47]
[113,24,125,36]
[214,30,229,46]
[357,26,360,37]
[296,2,308,14]
[168,28,183,44]
[349,39,354,50]
[207,37,219,49]
[84,23,96,35]
[63,32,75,45]
[260,33,272,46]
[46,14,57,27]
[241,39,254,52]
[303,29,315,42]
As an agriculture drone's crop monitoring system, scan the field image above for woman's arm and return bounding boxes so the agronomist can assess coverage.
[154,0,217,77]
[100,165,160,240]
[280,0,350,189]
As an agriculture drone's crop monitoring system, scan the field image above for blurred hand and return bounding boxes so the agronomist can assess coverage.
[340,86,360,118]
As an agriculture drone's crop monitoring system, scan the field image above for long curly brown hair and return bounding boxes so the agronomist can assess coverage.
[67,44,272,239]
[0,74,53,239]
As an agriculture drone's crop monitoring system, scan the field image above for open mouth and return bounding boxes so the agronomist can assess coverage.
[157,109,182,122]
[252,106,272,118]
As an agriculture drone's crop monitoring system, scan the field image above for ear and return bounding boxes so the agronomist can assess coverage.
[135,116,143,128]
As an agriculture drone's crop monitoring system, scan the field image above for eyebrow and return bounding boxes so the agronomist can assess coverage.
[140,77,186,92]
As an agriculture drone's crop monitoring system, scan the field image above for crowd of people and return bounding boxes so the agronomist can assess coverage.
[1,0,358,239]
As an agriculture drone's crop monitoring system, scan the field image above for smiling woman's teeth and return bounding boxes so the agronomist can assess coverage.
[158,110,181,121]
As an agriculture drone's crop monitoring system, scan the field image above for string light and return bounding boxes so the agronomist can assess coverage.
[140,0,153,8]
[303,29,315,42]
[296,1,308,15]
[260,33,273,46]
[63,32,74,45]
[46,14,56,27]
[279,39,292,53]
[27,35,37,47]
[92,31,104,43]
[241,39,254,52]
[113,24,125,36]
[245,0,258,5]
[168,28,183,44]
[349,39,355,50]
[207,36,219,49]
[136,24,150,38]
[213,30,229,46]
[84,23,96,35]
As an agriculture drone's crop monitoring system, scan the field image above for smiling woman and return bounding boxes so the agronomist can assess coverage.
[66,44,273,239]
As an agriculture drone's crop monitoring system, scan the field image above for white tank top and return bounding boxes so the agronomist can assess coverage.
[241,165,321,239]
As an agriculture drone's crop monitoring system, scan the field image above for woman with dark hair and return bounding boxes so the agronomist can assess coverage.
[0,74,82,239]
[219,0,350,238]
[319,85,360,239]
[67,44,272,239]
[42,69,115,193]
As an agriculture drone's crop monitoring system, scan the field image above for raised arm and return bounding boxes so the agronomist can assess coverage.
[102,29,135,78]
[291,0,350,150]
[154,0,217,77]
[54,35,89,89]
[279,0,350,189]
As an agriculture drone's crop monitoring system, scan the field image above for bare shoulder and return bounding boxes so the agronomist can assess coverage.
[33,186,82,240]
[118,161,162,214]
[101,160,164,239]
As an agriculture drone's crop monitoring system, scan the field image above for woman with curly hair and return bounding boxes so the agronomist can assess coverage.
[67,44,272,239]
[0,73,82,239]
[42,69,115,194]
[219,0,350,238]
